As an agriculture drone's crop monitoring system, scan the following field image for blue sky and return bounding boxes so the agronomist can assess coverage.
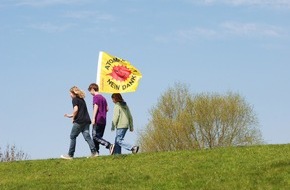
[0,0,290,159]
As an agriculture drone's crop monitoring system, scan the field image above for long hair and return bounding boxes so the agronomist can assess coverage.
[111,93,124,102]
[70,86,86,99]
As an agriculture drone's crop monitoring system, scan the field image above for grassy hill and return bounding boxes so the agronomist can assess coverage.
[1,144,290,190]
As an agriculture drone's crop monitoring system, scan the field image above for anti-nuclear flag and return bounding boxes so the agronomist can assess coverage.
[96,51,142,93]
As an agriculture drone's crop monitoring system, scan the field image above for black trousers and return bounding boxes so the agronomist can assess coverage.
[92,124,111,153]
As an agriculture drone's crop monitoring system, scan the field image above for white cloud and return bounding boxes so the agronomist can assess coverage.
[225,0,290,7]
[29,22,76,33]
[177,27,218,40]
[156,21,287,43]
[155,27,219,43]
[11,0,91,7]
[185,0,290,8]
[63,11,114,22]
[221,21,286,38]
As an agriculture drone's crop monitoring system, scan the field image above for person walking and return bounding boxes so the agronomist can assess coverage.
[111,93,139,155]
[88,83,114,156]
[61,86,97,160]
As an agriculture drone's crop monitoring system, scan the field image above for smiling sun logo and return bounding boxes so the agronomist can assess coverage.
[108,65,132,82]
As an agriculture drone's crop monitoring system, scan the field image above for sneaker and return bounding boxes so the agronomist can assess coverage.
[132,146,139,154]
[61,154,73,160]
[109,144,115,155]
[87,152,99,158]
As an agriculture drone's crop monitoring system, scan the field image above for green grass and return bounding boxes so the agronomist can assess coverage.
[1,144,290,189]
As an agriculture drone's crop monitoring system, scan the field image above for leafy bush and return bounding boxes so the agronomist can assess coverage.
[138,83,263,152]
[0,144,30,162]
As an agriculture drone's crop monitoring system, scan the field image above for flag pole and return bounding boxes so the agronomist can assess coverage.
[96,51,103,86]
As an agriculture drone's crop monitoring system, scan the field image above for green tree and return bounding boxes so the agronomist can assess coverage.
[192,92,262,148]
[138,83,263,152]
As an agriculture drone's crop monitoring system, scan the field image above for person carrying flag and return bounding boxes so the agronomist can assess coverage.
[88,83,114,155]
[111,93,139,154]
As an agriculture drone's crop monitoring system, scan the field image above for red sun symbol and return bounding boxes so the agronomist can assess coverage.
[109,65,132,81]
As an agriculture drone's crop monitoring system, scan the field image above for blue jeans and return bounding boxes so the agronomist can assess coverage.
[114,128,133,154]
[92,124,111,153]
[68,123,96,157]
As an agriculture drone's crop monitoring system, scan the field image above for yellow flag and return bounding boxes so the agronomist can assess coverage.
[96,51,142,93]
